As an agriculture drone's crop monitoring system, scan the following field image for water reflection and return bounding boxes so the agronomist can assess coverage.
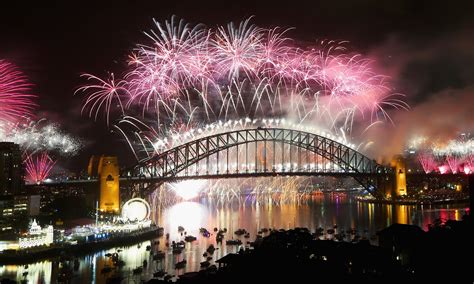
[0,193,468,283]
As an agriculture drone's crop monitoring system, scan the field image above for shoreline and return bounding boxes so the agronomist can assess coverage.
[355,197,469,205]
[0,225,163,265]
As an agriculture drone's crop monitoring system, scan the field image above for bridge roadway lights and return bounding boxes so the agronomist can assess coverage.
[129,128,391,197]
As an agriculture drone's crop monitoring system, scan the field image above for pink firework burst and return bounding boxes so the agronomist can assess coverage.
[76,73,127,126]
[127,16,209,102]
[0,60,37,124]
[418,153,437,174]
[213,17,264,79]
[24,153,56,184]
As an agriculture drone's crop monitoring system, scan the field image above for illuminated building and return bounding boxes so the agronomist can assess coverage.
[18,219,54,249]
[0,142,23,195]
[0,219,54,251]
[97,156,120,213]
[0,195,14,233]
[0,194,38,235]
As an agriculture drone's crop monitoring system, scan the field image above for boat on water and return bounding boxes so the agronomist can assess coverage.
[175,259,187,269]
[226,239,242,245]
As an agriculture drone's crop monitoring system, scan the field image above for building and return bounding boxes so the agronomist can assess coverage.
[0,142,24,195]
[0,194,41,235]
[18,219,54,249]
[0,219,54,252]
[0,195,14,234]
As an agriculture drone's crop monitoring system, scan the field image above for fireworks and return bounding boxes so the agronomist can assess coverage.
[0,60,37,126]
[412,134,473,174]
[1,60,81,178]
[24,153,56,184]
[77,16,406,162]
[77,17,410,207]
[0,118,81,157]
[149,176,315,208]
[115,117,356,161]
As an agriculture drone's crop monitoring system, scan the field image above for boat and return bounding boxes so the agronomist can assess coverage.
[226,239,242,245]
[200,228,211,237]
[172,247,183,254]
[234,228,247,236]
[184,235,197,242]
[206,244,216,254]
[200,260,210,268]
[153,251,165,260]
[153,270,166,278]
[132,267,143,274]
[175,259,187,269]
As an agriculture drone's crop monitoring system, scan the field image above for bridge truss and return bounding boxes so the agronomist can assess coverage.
[126,128,392,196]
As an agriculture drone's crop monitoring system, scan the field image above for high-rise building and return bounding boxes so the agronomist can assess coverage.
[0,142,24,195]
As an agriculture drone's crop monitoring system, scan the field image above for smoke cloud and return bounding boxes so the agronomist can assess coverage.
[363,31,474,161]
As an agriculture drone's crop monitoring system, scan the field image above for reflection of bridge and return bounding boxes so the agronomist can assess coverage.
[125,128,393,196]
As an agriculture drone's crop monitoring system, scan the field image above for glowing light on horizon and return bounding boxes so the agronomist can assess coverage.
[169,180,207,200]
[121,198,151,222]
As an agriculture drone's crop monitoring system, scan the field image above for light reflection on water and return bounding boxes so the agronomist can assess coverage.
[0,193,468,283]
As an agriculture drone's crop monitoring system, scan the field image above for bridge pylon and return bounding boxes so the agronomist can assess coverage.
[94,156,120,214]
[391,155,407,197]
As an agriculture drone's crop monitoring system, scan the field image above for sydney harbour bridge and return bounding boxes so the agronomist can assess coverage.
[125,127,394,196]
[39,126,415,213]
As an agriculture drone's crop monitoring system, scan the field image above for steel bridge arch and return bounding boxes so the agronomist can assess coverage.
[127,128,391,194]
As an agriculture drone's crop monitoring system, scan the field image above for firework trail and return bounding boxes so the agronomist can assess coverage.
[0,118,82,156]
[77,17,410,204]
[24,152,56,184]
[411,134,474,174]
[77,16,406,162]
[0,60,37,127]
[1,60,81,178]
[418,153,437,174]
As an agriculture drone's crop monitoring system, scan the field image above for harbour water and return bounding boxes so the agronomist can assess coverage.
[0,192,468,283]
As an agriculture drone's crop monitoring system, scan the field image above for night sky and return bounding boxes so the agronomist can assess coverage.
[1,0,473,171]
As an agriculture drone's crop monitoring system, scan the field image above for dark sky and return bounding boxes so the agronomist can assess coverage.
[1,0,473,171]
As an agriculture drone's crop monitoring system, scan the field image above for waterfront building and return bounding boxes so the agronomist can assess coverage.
[18,219,54,249]
[0,219,54,251]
